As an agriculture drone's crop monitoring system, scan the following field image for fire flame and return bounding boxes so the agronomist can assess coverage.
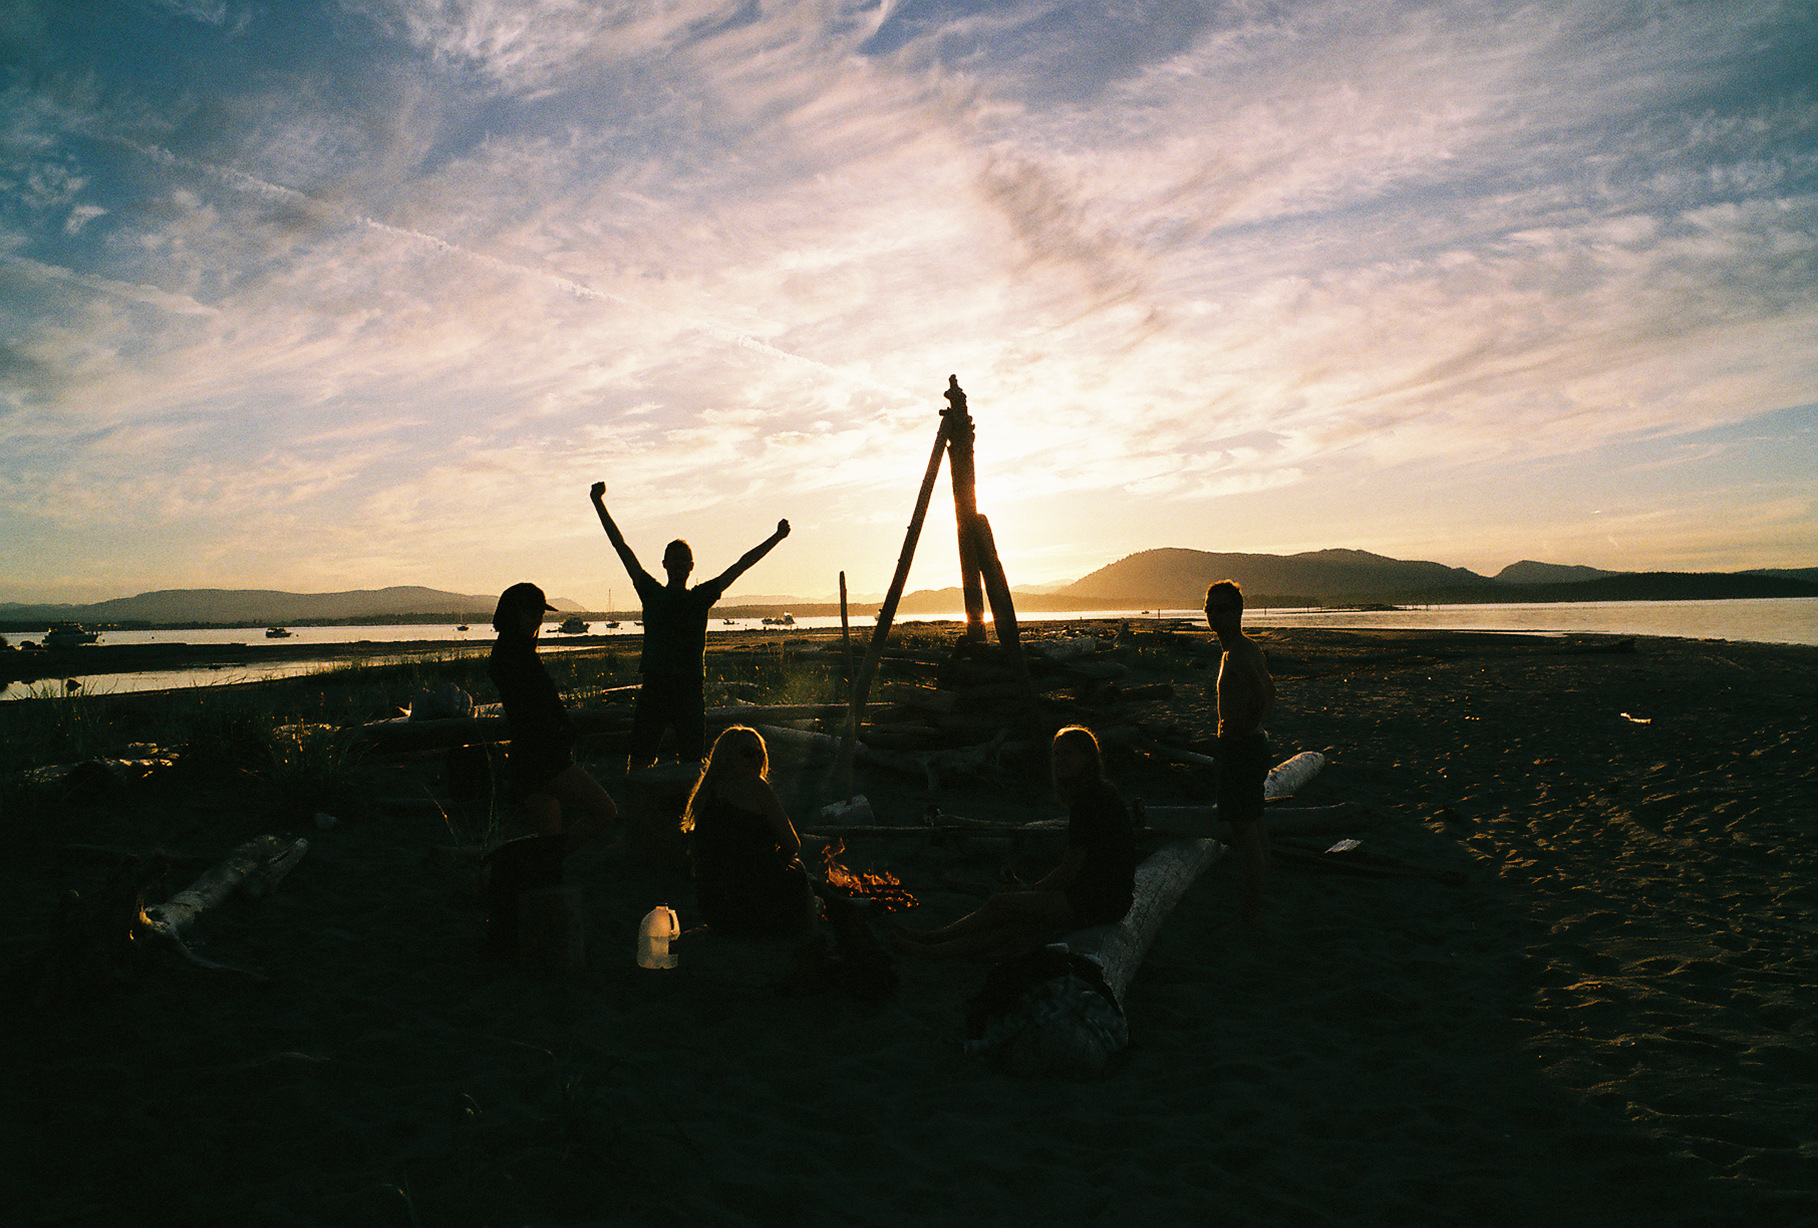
[819,839,917,912]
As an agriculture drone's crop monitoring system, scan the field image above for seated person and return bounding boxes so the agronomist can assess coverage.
[684,726,817,937]
[892,725,1135,959]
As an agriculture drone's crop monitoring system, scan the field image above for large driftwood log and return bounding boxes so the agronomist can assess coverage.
[1001,838,1224,1080]
[1078,837,1223,1002]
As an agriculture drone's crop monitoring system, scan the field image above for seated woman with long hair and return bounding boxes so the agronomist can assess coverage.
[892,725,1136,960]
[685,726,818,937]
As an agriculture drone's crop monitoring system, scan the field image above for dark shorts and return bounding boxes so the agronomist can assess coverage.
[630,671,706,760]
[1217,730,1271,826]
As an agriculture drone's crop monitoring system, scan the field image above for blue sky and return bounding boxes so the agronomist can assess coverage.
[2,0,1814,606]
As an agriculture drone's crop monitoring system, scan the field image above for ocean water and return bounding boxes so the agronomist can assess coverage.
[5,598,1813,701]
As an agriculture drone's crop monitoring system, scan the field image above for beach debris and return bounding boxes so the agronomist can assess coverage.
[407,681,473,721]
[20,748,180,791]
[817,794,873,824]
[19,835,304,1004]
[1620,712,1652,724]
[1267,837,1467,884]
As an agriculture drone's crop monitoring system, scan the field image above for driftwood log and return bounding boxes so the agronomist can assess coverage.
[20,835,306,1003]
[1000,837,1225,1080]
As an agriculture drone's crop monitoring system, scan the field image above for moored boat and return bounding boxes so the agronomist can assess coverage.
[555,616,590,635]
[45,622,100,649]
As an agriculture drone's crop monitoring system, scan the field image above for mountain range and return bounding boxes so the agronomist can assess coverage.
[0,586,584,627]
[2,551,1814,627]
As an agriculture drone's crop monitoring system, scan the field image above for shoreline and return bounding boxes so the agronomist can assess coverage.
[3,627,1814,1225]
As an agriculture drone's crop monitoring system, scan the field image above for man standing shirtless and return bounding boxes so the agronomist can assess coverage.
[1205,579,1276,930]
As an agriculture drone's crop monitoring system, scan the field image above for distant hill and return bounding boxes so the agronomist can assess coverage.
[1746,567,1818,585]
[1057,548,1495,607]
[0,586,585,627]
[1493,560,1624,584]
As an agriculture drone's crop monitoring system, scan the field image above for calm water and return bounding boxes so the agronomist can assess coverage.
[6,598,1813,701]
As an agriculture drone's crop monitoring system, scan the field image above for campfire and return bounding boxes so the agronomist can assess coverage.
[818,840,917,912]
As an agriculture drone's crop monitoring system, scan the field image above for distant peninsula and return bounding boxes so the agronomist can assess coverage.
[2,552,1814,630]
[0,586,584,630]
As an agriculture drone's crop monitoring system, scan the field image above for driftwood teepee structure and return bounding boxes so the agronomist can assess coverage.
[834,377,1036,794]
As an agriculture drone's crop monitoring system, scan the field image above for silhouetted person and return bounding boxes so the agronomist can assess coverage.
[487,582,619,850]
[484,583,619,951]
[684,726,818,937]
[590,481,790,768]
[891,726,1135,959]
[1205,579,1276,930]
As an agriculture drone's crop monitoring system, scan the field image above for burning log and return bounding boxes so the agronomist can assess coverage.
[818,840,917,912]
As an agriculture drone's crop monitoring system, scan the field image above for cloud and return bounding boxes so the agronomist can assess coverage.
[0,0,1812,602]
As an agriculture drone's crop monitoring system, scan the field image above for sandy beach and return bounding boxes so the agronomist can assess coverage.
[3,626,1814,1226]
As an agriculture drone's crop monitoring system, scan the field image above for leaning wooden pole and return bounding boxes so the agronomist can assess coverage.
[836,413,952,797]
[839,570,853,680]
[943,376,988,641]
[970,513,1034,699]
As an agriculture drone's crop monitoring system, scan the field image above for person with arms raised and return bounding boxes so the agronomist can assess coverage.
[590,481,790,769]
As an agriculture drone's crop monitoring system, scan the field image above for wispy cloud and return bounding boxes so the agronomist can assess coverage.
[0,0,1812,602]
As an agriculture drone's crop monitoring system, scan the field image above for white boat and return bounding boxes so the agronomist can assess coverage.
[45,623,100,649]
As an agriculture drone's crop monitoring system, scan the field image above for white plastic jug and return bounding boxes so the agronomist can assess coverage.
[637,905,679,969]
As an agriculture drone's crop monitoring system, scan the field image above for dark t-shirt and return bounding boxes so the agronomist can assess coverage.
[489,633,573,788]
[632,568,729,677]
[1064,778,1137,925]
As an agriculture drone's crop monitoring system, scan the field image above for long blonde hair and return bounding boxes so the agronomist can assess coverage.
[681,725,768,832]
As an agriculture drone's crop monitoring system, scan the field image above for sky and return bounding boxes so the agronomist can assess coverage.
[2,0,1815,608]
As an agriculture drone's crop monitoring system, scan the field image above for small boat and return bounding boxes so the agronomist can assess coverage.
[265,627,293,638]
[722,618,737,625]
[45,622,100,649]
[555,616,590,635]
[760,612,796,626]
[456,624,470,632]
[605,620,620,629]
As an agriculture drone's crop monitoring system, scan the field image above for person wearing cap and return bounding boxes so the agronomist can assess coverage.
[488,582,618,850]
[589,480,791,769]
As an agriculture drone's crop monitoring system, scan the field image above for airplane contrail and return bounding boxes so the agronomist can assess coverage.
[110,137,919,401]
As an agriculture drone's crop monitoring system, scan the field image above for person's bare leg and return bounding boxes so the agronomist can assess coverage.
[894,891,1073,959]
